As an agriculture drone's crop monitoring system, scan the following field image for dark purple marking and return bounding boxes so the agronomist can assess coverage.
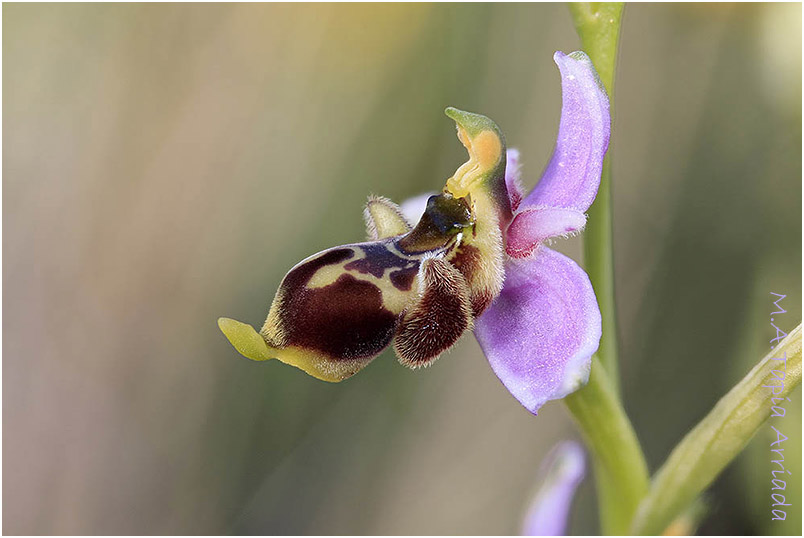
[283,273,397,360]
[389,267,418,291]
[281,247,355,291]
[344,242,418,279]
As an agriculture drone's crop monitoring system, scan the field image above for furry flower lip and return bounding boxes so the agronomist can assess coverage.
[219,51,610,414]
[219,105,509,382]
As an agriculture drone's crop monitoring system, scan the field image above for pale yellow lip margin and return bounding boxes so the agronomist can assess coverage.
[217,317,346,382]
[445,126,502,198]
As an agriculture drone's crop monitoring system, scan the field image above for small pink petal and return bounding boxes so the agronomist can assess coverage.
[506,148,525,212]
[505,207,587,259]
[399,192,436,225]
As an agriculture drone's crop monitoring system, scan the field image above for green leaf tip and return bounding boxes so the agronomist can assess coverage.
[631,324,802,534]
[444,106,501,138]
[218,317,272,362]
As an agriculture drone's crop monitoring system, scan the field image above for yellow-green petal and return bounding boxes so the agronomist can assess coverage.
[218,317,273,362]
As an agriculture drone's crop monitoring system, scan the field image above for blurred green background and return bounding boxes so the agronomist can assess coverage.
[3,3,801,535]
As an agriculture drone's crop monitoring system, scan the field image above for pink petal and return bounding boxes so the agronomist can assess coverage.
[399,192,435,225]
[521,51,610,213]
[506,148,525,212]
[505,207,587,259]
[474,247,601,414]
[521,441,586,536]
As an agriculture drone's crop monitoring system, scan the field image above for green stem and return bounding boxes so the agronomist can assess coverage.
[565,358,650,534]
[565,4,646,535]
[570,2,624,392]
[631,324,802,535]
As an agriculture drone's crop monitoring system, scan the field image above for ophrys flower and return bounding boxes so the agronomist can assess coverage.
[219,51,609,413]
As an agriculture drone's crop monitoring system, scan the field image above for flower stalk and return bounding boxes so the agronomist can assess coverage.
[563,4,648,535]
[565,358,649,535]
[631,324,802,535]
[569,2,624,391]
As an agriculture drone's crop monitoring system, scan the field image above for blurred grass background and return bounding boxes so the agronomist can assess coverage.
[3,3,801,535]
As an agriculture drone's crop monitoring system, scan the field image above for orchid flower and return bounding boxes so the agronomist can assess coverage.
[218,50,609,414]
[475,50,609,413]
[521,441,586,536]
